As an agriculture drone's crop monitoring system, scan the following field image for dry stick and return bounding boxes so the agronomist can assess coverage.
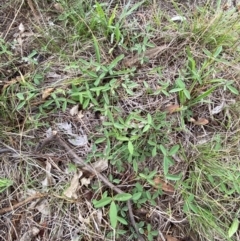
[35,131,58,152]
[56,135,145,241]
[0,193,47,215]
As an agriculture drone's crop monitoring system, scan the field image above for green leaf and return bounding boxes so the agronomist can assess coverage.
[109,201,118,229]
[189,86,216,106]
[82,98,90,109]
[128,141,134,155]
[159,145,167,156]
[169,88,183,93]
[139,173,147,179]
[109,54,124,69]
[147,113,152,124]
[133,158,138,173]
[152,146,157,157]
[119,0,145,22]
[189,203,199,213]
[143,124,150,133]
[94,137,106,144]
[213,46,222,58]
[163,156,169,175]
[17,101,26,110]
[114,193,132,201]
[176,78,185,88]
[114,122,125,129]
[228,218,239,238]
[93,197,112,208]
[151,230,159,236]
[132,192,142,201]
[165,173,182,181]
[117,216,128,225]
[26,92,35,101]
[16,93,25,100]
[183,89,191,99]
[93,36,101,63]
[169,145,180,156]
[148,170,157,179]
[116,136,129,141]
[227,85,239,95]
[146,191,151,199]
[108,5,117,28]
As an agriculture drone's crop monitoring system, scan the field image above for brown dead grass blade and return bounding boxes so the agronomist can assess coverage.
[164,104,180,114]
[189,117,209,125]
[123,45,168,67]
[165,235,180,241]
[42,87,54,100]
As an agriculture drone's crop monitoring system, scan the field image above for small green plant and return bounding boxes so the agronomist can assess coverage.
[146,223,158,241]
[93,191,132,229]
[159,144,182,180]
[170,46,238,110]
[181,139,240,241]
[0,37,13,56]
[0,178,13,193]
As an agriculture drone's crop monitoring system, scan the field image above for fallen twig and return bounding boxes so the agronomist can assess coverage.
[0,193,47,215]
[35,131,58,152]
[56,135,145,241]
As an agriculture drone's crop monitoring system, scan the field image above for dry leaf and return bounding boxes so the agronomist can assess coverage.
[154,177,174,193]
[42,87,54,100]
[70,104,79,116]
[64,171,83,199]
[41,161,54,189]
[78,212,90,224]
[46,71,62,78]
[19,227,40,241]
[56,122,88,146]
[81,177,91,187]
[19,23,25,33]
[165,235,180,241]
[91,159,108,173]
[68,135,88,146]
[82,159,108,176]
[164,104,180,114]
[193,118,209,125]
[3,76,22,90]
[123,45,167,67]
[171,16,186,22]
[54,3,64,12]
[96,209,103,225]
[211,102,225,115]
[17,37,23,46]
[56,122,73,134]
[189,117,196,122]
[77,111,84,120]
[35,199,50,216]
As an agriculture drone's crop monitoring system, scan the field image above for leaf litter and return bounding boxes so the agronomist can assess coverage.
[63,171,83,199]
[1,1,239,240]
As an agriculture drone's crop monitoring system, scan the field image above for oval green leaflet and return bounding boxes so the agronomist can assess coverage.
[228,218,239,238]
[109,201,118,229]
[114,193,132,201]
[93,197,112,208]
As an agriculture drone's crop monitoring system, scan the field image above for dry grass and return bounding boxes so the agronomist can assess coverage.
[1,1,240,241]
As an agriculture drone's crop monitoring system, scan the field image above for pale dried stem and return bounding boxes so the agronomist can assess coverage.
[56,135,145,241]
